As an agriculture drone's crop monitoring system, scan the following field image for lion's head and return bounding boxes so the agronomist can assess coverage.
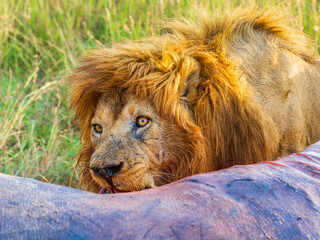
[87,95,202,192]
[69,8,316,193]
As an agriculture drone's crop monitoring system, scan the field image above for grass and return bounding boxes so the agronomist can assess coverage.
[1,0,319,188]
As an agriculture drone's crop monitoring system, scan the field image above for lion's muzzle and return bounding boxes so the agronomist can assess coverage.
[90,162,125,192]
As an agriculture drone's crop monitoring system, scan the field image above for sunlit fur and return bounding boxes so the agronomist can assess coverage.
[68,7,320,193]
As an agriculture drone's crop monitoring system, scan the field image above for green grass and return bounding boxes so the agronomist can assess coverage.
[1,0,319,187]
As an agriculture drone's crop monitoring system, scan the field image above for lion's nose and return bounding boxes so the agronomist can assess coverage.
[92,162,124,177]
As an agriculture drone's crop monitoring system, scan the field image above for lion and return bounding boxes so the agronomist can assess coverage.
[68,7,320,193]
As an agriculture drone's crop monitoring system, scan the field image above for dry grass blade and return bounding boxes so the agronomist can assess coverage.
[0,80,60,150]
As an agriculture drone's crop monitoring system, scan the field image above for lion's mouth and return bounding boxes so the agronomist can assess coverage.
[94,170,128,194]
[94,169,133,194]
[93,167,151,194]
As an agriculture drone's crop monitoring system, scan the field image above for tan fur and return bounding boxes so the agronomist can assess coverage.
[68,7,320,193]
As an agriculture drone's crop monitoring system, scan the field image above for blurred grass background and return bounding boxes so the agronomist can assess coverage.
[0,0,319,187]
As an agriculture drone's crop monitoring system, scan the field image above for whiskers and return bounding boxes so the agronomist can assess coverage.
[127,173,154,191]
[149,170,175,185]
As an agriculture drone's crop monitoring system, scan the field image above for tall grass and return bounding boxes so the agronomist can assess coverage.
[1,0,319,187]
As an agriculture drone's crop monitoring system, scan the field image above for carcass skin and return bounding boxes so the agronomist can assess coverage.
[1,141,320,239]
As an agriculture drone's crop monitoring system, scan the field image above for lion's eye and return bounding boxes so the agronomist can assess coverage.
[93,124,103,134]
[136,116,150,127]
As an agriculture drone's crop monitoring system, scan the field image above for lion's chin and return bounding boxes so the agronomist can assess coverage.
[99,187,132,194]
[91,170,155,194]
[99,186,152,194]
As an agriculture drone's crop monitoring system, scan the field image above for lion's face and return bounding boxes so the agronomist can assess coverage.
[89,96,173,192]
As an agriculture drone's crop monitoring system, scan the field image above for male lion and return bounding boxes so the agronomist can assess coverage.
[69,8,320,193]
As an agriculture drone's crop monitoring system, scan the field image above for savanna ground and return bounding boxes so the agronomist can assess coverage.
[1,0,319,188]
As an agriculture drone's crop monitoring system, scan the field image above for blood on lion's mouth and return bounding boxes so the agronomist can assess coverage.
[99,186,151,194]
[99,187,132,194]
[93,169,130,194]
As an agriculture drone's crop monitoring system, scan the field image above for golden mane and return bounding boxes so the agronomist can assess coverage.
[69,7,319,192]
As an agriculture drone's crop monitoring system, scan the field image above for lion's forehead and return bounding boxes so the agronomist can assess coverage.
[93,96,158,130]
[91,96,164,166]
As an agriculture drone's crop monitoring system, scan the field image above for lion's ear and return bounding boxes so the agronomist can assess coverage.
[180,68,200,109]
[185,68,201,87]
[193,79,280,170]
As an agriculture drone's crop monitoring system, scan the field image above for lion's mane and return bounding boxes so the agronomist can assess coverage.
[69,8,320,192]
